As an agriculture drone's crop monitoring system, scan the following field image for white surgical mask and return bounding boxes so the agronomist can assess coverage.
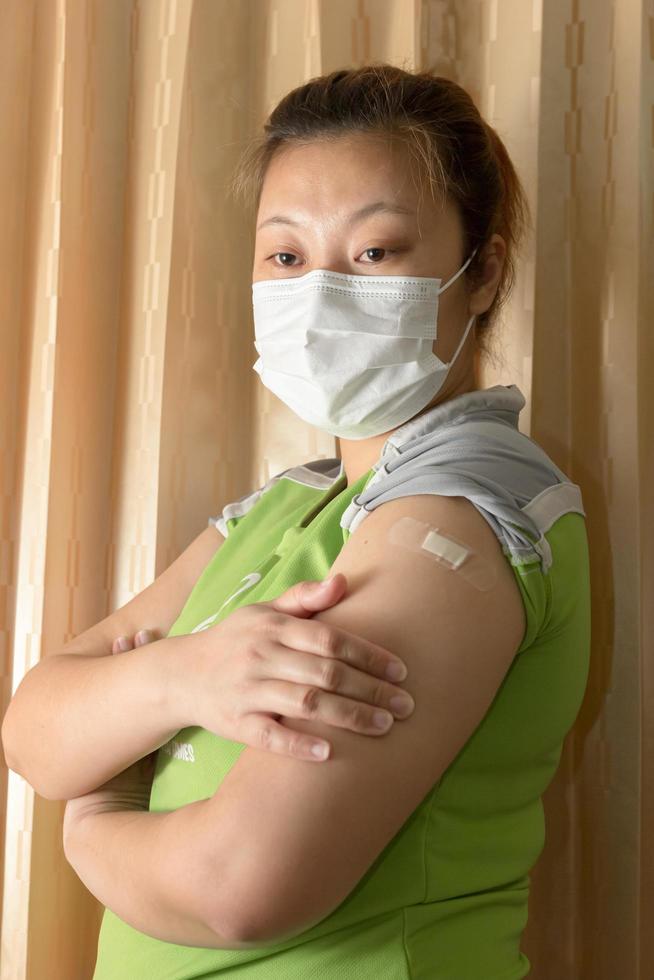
[251,247,478,440]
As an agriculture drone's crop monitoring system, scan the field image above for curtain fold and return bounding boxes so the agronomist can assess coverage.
[0,1,650,977]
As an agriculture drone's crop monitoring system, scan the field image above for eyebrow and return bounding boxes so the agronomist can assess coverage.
[256,200,414,232]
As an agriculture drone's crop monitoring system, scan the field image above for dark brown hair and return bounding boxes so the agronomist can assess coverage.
[230,63,532,361]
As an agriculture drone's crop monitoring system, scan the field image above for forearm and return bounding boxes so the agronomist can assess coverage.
[2,637,187,801]
[63,801,253,950]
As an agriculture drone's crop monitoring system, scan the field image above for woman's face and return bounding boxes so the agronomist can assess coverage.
[252,132,504,371]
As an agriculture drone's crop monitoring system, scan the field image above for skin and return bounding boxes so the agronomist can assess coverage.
[252,131,507,487]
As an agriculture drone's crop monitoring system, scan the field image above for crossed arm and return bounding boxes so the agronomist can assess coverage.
[63,797,256,949]
[63,492,526,949]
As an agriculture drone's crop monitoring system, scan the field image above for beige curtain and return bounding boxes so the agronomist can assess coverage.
[1,0,651,977]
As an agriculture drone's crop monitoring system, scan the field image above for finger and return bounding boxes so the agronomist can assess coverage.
[257,674,401,736]
[245,712,331,762]
[266,574,347,619]
[112,635,133,654]
[298,573,347,611]
[262,638,412,719]
[276,617,408,683]
[134,629,154,646]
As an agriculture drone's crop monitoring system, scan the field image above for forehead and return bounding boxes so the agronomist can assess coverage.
[257,134,446,217]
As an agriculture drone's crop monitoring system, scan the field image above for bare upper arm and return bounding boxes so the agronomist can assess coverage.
[199,493,527,945]
[54,524,226,659]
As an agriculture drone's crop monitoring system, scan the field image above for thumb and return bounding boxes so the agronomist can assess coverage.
[265,573,346,619]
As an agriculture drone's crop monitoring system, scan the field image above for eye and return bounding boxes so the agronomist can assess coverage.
[266,246,401,269]
[358,247,399,264]
[269,252,300,267]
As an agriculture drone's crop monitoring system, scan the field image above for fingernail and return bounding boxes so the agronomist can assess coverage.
[117,636,130,652]
[135,630,151,644]
[374,711,393,730]
[386,661,407,681]
[390,694,415,717]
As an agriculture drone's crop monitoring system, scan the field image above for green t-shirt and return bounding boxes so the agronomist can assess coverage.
[92,458,591,979]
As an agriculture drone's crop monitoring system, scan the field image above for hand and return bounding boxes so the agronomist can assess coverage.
[63,630,159,847]
[170,572,414,763]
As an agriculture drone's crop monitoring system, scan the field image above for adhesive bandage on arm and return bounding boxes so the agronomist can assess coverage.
[387,515,498,592]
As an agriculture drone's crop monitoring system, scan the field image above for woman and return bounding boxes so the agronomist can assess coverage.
[88,65,590,977]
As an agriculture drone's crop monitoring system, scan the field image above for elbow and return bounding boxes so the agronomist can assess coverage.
[200,854,322,948]
[205,891,300,949]
[204,897,253,949]
[1,707,20,776]
[2,758,57,801]
[201,871,267,950]
[1,698,30,782]
[1,716,57,800]
[224,888,336,947]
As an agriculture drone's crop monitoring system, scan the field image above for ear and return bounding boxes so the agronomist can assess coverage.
[468,234,506,316]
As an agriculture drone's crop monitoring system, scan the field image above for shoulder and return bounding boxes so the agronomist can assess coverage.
[344,417,582,576]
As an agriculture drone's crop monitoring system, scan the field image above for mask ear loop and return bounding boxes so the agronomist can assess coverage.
[387,515,498,592]
[437,246,479,294]
[443,313,476,368]
[435,246,479,366]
